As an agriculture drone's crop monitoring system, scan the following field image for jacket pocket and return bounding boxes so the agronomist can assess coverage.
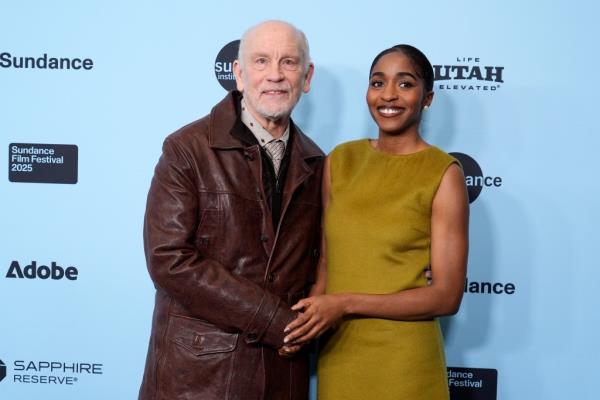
[158,315,238,399]
[169,314,237,355]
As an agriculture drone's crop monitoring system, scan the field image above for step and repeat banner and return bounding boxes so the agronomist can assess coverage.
[1,1,598,399]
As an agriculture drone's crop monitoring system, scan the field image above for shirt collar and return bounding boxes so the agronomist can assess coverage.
[240,98,290,148]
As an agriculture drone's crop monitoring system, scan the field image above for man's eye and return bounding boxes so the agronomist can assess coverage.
[253,58,268,70]
[281,58,300,70]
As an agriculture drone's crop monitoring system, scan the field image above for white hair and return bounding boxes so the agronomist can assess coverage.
[237,20,311,72]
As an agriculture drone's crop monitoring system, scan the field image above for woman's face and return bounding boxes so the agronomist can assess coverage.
[366,52,432,136]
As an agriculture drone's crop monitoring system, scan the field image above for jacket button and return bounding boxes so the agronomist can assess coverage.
[267,272,277,282]
[247,332,258,341]
[312,248,319,258]
[193,335,204,349]
[260,235,268,242]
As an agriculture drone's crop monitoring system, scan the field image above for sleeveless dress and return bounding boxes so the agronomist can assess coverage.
[317,139,458,400]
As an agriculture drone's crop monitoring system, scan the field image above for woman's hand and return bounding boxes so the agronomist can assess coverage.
[283,294,347,345]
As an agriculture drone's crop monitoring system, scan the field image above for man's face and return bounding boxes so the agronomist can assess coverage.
[233,23,314,125]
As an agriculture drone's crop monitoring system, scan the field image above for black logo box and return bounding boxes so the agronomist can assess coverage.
[8,143,78,184]
[448,367,497,400]
[0,359,6,382]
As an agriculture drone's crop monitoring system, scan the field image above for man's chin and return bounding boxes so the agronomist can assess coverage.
[257,107,293,122]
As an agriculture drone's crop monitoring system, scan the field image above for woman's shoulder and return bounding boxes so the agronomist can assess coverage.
[426,145,459,166]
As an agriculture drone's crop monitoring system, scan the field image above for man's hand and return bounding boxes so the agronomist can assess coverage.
[277,344,302,358]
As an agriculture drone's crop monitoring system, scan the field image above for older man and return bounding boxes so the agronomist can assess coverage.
[139,20,324,400]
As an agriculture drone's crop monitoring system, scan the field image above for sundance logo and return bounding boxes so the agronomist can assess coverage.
[447,367,497,400]
[6,261,78,281]
[9,143,78,184]
[450,152,502,203]
[214,40,240,91]
[0,52,94,70]
[464,277,516,295]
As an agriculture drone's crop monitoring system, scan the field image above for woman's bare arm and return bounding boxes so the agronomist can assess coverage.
[284,163,469,344]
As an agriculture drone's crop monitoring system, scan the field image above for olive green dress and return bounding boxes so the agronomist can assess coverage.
[318,139,458,400]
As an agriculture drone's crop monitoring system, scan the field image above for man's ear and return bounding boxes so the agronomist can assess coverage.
[302,63,314,93]
[232,60,244,92]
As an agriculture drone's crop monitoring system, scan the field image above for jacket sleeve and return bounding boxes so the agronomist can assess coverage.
[143,137,295,349]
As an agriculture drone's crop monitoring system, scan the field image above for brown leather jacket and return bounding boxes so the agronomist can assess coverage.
[139,92,324,400]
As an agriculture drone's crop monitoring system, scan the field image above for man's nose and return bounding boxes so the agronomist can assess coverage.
[265,61,285,81]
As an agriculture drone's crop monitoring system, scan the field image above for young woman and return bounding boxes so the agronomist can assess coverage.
[283,45,470,399]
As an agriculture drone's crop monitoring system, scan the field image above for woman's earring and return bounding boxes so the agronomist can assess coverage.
[423,105,429,110]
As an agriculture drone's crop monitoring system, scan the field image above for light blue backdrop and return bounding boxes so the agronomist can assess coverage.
[1,1,598,399]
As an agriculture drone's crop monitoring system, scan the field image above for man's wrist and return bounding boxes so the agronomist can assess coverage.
[261,304,296,348]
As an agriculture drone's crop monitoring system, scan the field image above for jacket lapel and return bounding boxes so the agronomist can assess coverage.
[277,123,323,233]
[208,91,324,254]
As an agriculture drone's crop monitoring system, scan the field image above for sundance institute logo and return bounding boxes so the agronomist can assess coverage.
[450,152,502,203]
[214,40,240,91]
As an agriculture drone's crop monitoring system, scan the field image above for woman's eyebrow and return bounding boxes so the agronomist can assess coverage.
[370,71,417,80]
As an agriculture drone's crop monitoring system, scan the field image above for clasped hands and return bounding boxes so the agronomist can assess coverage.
[277,294,345,358]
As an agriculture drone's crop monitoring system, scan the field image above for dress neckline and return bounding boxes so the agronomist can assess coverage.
[364,139,435,158]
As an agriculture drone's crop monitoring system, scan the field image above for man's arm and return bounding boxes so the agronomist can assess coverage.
[308,155,331,297]
[144,137,295,349]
